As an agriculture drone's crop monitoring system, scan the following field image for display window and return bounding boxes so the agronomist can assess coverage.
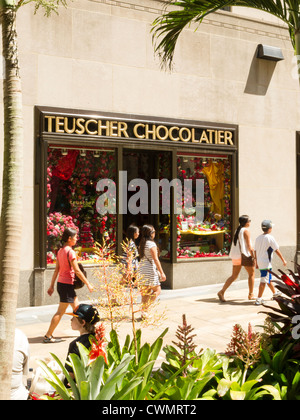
[176,153,232,259]
[122,150,172,260]
[36,108,238,271]
[46,146,116,265]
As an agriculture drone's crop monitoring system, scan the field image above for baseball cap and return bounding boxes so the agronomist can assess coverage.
[67,304,100,324]
[261,220,274,229]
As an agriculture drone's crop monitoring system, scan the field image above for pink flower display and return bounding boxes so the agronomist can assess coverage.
[46,147,117,265]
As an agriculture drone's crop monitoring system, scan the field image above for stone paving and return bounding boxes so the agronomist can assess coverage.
[16,279,277,373]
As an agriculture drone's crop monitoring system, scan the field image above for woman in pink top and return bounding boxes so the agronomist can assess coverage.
[44,228,94,343]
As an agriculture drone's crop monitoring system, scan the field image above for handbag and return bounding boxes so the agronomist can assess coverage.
[238,238,255,267]
[241,253,255,267]
[67,250,86,289]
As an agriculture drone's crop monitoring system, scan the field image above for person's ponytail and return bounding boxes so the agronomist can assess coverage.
[233,215,250,245]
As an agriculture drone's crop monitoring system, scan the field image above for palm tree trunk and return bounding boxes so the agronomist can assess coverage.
[0,7,24,400]
[294,29,300,85]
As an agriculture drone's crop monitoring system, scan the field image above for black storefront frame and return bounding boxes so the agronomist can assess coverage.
[34,106,239,272]
[296,133,300,263]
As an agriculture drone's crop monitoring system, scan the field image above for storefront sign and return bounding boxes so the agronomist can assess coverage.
[44,115,235,146]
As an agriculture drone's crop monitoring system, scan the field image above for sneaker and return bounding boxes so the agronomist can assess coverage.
[43,335,63,343]
[255,298,264,306]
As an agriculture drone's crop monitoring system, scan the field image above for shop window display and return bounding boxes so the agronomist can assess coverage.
[46,146,116,265]
[122,150,172,260]
[176,154,231,259]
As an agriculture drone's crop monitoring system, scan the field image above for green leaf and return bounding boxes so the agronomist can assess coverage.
[37,358,72,400]
[80,381,91,400]
[260,385,282,400]
[109,329,121,361]
[138,343,150,368]
[217,378,232,397]
[48,352,80,400]
[241,380,259,393]
[230,390,246,400]
[68,352,87,388]
[89,356,105,400]
[113,378,144,400]
[248,364,269,381]
[77,341,90,366]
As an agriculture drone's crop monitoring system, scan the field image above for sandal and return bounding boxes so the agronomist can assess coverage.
[217,291,226,302]
[248,294,256,301]
[43,335,63,343]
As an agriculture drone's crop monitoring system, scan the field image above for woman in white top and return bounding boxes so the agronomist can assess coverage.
[218,215,255,302]
[138,224,166,317]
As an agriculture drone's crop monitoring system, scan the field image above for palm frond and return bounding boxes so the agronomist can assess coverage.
[152,0,296,69]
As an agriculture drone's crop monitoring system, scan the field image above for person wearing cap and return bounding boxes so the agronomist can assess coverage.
[254,220,287,305]
[64,304,100,382]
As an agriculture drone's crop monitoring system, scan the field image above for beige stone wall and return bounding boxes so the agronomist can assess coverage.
[0,0,299,300]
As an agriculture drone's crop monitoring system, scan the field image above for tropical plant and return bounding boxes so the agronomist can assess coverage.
[151,315,224,399]
[226,323,262,383]
[0,0,67,400]
[106,327,169,399]
[260,345,300,400]
[151,348,224,400]
[216,360,281,400]
[160,314,201,376]
[152,0,300,85]
[260,267,300,357]
[94,240,167,363]
[38,347,145,400]
[35,324,168,400]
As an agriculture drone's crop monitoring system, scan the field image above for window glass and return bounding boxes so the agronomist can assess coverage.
[46,146,116,265]
[177,154,231,259]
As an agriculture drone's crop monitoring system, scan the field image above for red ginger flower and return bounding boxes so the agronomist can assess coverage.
[88,323,107,365]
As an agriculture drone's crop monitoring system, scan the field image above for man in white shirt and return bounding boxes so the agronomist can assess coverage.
[254,220,287,305]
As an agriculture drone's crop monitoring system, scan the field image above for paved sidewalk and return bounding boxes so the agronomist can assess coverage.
[16,279,277,374]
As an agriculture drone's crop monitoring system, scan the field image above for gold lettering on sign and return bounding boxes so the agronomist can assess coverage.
[118,122,129,138]
[191,128,198,143]
[75,118,85,135]
[224,131,234,145]
[98,120,110,136]
[43,115,234,146]
[64,117,76,134]
[55,117,64,133]
[133,123,145,139]
[169,126,179,141]
[85,119,98,135]
[179,127,191,142]
[156,125,168,141]
[199,131,209,143]
[109,121,118,137]
[45,116,55,132]
[145,124,156,140]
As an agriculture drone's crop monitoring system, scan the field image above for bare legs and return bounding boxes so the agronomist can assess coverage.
[245,265,255,299]
[45,296,79,339]
[218,265,255,302]
[141,285,161,316]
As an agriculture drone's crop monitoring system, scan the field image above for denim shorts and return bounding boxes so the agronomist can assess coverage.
[57,282,77,303]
